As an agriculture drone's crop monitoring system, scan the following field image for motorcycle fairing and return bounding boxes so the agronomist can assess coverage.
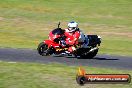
[44,40,60,48]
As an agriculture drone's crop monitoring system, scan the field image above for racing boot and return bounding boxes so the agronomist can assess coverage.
[66,46,76,56]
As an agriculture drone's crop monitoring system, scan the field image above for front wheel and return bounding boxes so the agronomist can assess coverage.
[37,42,49,56]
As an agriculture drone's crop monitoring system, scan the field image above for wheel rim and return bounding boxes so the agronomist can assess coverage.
[40,44,48,55]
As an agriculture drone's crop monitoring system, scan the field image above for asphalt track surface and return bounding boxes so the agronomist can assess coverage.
[0,48,132,70]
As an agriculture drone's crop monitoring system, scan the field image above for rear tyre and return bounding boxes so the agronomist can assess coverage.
[80,49,98,59]
[75,48,98,59]
[37,42,49,56]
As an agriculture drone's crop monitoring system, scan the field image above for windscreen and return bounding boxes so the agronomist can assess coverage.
[52,28,64,35]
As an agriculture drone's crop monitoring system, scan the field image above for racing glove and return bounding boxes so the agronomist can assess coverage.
[60,40,66,47]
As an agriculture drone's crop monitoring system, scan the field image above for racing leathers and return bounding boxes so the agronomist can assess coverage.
[63,28,86,53]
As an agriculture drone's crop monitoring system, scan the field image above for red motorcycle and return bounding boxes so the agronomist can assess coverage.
[37,22,101,58]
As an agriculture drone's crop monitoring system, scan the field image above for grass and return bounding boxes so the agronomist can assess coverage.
[0,0,132,56]
[0,61,132,88]
[0,0,132,88]
[0,1,132,88]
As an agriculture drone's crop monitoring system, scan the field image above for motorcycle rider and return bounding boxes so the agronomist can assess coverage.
[60,21,89,54]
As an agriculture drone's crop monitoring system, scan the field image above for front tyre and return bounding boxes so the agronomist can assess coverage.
[37,42,49,56]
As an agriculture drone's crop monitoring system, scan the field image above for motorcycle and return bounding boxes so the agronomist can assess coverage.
[37,22,101,58]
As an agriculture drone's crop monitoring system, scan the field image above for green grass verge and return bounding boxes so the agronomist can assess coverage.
[0,61,131,88]
[0,1,131,88]
[0,0,132,56]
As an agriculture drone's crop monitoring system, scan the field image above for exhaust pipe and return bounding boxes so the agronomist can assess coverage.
[83,47,98,55]
[89,47,98,52]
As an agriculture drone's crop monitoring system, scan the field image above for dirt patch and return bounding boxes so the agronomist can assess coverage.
[0,17,4,21]
[87,31,132,38]
[100,32,132,38]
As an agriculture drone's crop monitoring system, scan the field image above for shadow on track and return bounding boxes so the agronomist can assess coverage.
[67,56,119,60]
[52,55,119,60]
[93,57,119,60]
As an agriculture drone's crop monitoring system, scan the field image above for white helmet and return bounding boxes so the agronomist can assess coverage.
[68,21,78,32]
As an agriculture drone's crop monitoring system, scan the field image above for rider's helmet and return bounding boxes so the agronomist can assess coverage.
[68,21,78,32]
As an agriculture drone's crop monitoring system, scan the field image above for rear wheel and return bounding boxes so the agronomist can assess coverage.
[80,49,98,59]
[37,42,49,56]
[75,48,98,59]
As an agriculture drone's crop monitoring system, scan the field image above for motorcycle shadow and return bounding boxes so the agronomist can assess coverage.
[65,56,119,60]
[78,57,119,60]
[53,55,119,60]
[53,55,78,59]
[53,55,75,58]
[93,57,119,60]
[53,55,65,57]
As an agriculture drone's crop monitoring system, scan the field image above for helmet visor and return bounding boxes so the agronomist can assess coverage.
[68,27,76,32]
[69,27,76,30]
